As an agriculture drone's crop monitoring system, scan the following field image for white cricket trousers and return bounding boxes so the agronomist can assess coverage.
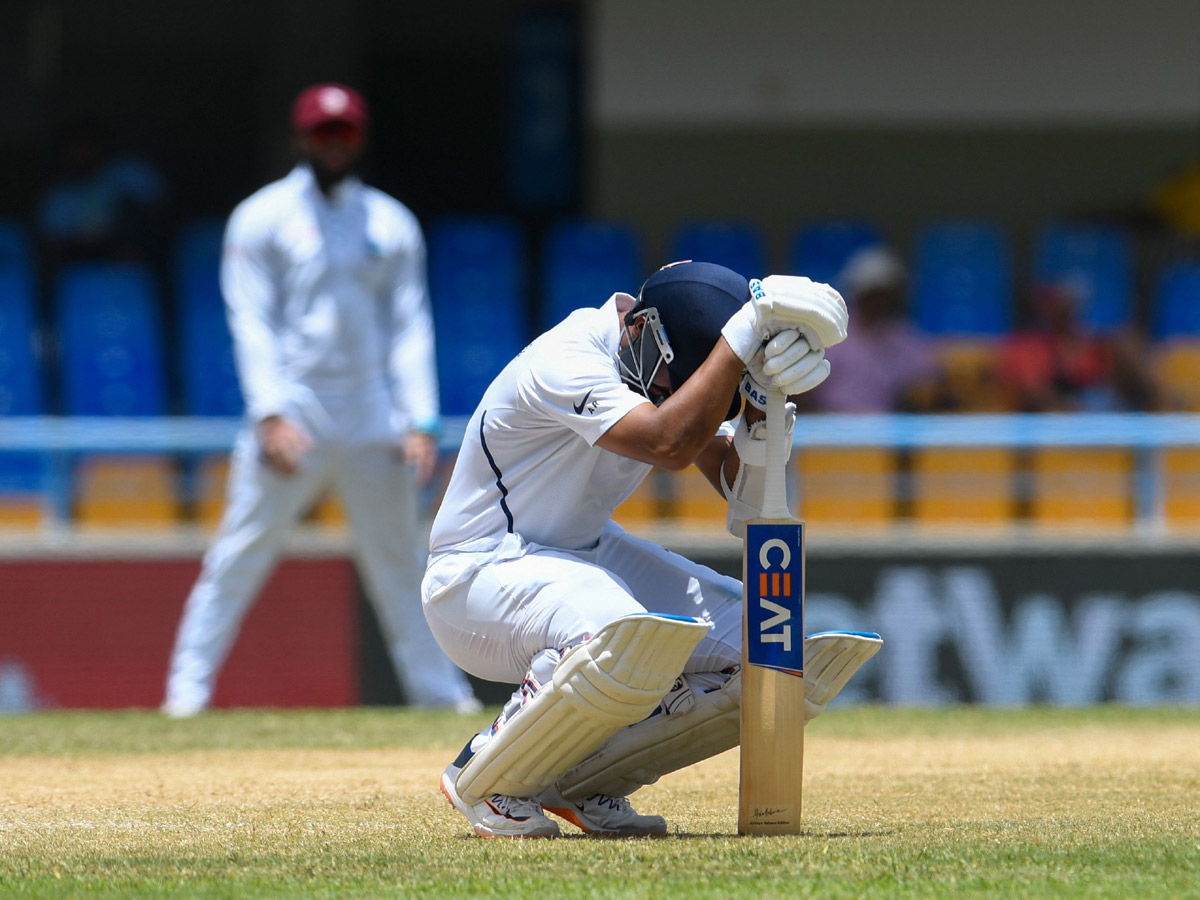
[164,425,477,711]
[422,522,744,685]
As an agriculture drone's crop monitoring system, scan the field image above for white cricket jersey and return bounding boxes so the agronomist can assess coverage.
[429,294,653,554]
[221,164,437,432]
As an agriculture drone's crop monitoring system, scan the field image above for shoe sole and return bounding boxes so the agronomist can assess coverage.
[541,802,667,837]
[440,773,559,839]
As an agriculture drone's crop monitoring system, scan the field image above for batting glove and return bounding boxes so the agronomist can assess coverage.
[759,329,831,395]
[721,300,767,367]
[753,275,849,350]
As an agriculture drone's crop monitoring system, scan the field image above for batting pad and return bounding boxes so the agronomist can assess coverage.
[555,630,884,799]
[803,630,882,721]
[557,668,743,800]
[454,613,710,805]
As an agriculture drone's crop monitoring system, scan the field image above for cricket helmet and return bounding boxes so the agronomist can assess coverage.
[618,260,749,419]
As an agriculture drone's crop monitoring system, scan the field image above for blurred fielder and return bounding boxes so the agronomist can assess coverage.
[423,261,882,837]
[163,83,479,717]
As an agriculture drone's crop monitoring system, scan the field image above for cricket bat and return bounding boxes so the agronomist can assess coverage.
[738,389,805,835]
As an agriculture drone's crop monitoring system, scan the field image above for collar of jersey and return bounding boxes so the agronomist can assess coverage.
[291,163,363,206]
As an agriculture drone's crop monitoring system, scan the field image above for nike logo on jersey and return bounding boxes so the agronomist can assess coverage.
[573,390,596,415]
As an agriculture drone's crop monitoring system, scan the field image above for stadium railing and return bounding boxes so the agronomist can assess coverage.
[3,412,1200,533]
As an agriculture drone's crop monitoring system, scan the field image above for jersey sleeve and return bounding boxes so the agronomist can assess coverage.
[382,209,439,433]
[221,200,289,422]
[519,335,649,447]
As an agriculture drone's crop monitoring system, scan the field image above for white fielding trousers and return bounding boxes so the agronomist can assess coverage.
[422,522,744,686]
[165,422,477,711]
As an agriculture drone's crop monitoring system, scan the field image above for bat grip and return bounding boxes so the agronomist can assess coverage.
[762,389,789,519]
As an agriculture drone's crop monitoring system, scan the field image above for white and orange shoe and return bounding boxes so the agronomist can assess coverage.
[440,750,560,839]
[539,784,667,836]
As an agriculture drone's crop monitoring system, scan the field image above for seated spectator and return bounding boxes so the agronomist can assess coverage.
[35,118,168,267]
[807,246,946,413]
[997,283,1159,412]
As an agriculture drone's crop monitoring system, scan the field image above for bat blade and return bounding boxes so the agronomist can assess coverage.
[738,513,805,835]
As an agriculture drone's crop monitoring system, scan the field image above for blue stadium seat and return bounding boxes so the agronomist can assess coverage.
[1152,261,1200,338]
[175,220,242,416]
[789,220,883,292]
[428,217,527,416]
[0,267,44,416]
[912,220,1013,336]
[669,221,766,280]
[55,263,167,416]
[0,219,33,274]
[1033,223,1133,332]
[0,266,47,505]
[541,220,642,331]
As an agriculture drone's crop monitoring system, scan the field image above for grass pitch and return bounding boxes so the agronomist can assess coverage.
[1,706,1197,899]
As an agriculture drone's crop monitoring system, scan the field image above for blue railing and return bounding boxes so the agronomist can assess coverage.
[2,413,1199,528]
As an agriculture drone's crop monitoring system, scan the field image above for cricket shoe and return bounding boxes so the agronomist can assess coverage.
[440,747,560,838]
[160,697,206,718]
[539,784,667,837]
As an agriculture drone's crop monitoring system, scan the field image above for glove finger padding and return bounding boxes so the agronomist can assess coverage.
[776,355,831,395]
[761,331,829,395]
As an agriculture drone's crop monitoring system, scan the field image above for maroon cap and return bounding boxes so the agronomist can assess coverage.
[291,84,369,132]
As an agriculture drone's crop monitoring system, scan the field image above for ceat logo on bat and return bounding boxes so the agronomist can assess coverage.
[747,522,804,677]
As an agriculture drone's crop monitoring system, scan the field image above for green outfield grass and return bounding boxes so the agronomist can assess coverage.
[1,706,1197,899]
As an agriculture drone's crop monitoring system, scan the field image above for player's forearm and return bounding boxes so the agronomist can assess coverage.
[642,340,745,469]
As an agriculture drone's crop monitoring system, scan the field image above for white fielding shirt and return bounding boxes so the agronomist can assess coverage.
[429,294,654,555]
[221,164,437,433]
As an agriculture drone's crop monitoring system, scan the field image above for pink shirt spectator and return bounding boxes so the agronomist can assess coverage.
[812,315,938,412]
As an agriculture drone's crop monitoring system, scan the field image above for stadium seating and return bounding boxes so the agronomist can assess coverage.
[175,219,242,417]
[428,217,527,416]
[0,271,47,525]
[911,447,1017,526]
[1161,447,1200,530]
[1029,448,1133,529]
[192,453,230,530]
[56,263,168,416]
[912,220,1013,411]
[1150,262,1200,411]
[788,219,883,291]
[0,267,44,418]
[796,448,895,528]
[611,470,668,530]
[0,228,47,526]
[1033,222,1134,333]
[669,221,766,280]
[912,220,1013,336]
[55,263,178,527]
[1152,260,1200,340]
[0,219,33,275]
[1157,342,1200,411]
[670,467,726,527]
[540,220,642,331]
[73,454,181,528]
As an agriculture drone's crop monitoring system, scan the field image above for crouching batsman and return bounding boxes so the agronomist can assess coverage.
[422,261,882,837]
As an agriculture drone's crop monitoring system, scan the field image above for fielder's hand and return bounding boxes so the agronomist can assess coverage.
[257,415,313,476]
[403,431,439,486]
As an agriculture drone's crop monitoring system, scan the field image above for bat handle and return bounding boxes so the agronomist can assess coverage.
[762,389,790,519]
